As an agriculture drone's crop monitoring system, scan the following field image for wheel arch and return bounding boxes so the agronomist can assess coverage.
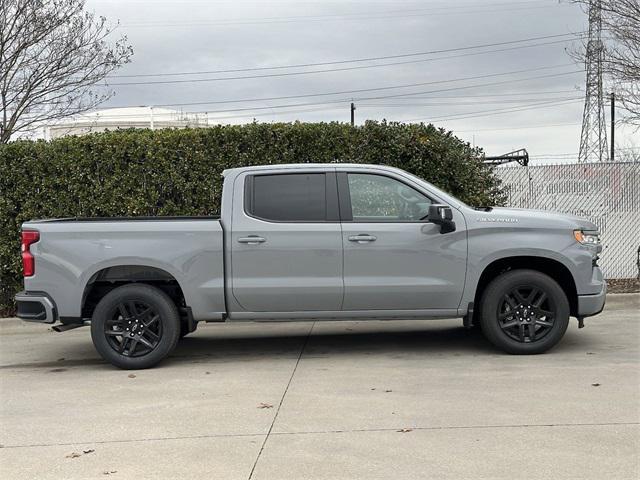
[474,256,578,317]
[81,265,187,320]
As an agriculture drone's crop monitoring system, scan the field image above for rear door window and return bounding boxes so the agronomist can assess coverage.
[246,173,328,221]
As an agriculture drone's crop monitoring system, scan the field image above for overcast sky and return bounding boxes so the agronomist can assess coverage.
[86,0,637,163]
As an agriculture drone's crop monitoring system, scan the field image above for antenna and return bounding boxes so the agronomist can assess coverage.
[578,0,608,162]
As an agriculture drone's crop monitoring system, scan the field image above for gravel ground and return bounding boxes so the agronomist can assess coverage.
[607,278,640,293]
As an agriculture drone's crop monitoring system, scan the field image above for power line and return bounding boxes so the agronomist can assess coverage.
[194,97,584,123]
[529,146,640,157]
[357,90,582,100]
[107,43,581,86]
[358,89,582,101]
[344,71,581,102]
[453,122,582,132]
[109,33,579,78]
[400,98,583,123]
[433,98,583,122]
[191,69,581,114]
[100,0,548,5]
[121,1,567,27]
[92,96,584,125]
[101,69,581,118]
[359,96,582,107]
[200,97,583,121]
[77,104,344,122]
[106,67,581,110]
[94,70,583,122]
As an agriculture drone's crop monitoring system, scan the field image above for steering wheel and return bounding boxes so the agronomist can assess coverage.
[397,185,420,203]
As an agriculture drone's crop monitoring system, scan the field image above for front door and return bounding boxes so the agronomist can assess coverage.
[230,170,343,312]
[339,171,467,311]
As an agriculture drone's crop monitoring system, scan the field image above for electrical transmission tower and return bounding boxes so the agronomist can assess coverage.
[579,0,608,162]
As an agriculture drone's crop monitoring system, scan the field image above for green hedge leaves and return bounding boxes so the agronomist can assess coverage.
[0,121,505,314]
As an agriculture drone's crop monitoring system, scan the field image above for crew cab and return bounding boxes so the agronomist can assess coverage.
[15,164,606,368]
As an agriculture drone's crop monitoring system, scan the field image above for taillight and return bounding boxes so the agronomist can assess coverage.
[21,230,40,277]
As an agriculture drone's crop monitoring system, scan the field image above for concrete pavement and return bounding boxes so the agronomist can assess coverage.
[0,294,638,479]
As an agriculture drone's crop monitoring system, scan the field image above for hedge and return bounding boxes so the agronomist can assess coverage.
[0,121,505,315]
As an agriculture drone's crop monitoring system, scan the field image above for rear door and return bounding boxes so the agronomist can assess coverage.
[338,170,467,311]
[230,169,343,312]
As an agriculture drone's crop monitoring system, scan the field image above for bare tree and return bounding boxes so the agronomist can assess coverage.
[0,0,133,143]
[617,144,640,161]
[572,0,640,125]
[601,0,640,124]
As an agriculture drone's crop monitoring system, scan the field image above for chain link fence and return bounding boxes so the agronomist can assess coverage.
[495,161,640,279]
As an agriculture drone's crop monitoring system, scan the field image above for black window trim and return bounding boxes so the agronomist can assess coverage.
[337,171,437,224]
[243,171,340,224]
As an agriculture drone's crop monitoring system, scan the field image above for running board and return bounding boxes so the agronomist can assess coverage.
[52,322,89,332]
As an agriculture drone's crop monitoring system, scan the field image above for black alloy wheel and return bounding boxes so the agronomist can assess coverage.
[91,284,180,369]
[497,286,556,343]
[480,269,570,354]
[104,300,163,357]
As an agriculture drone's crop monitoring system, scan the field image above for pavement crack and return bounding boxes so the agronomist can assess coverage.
[247,321,315,480]
[268,421,640,436]
[0,432,264,449]
[2,421,636,450]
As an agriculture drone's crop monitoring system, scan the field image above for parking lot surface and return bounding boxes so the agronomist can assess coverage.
[1,294,638,479]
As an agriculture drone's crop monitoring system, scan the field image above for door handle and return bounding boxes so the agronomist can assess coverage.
[348,234,377,243]
[238,235,266,245]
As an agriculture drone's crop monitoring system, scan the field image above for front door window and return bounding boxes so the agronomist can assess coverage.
[347,173,432,222]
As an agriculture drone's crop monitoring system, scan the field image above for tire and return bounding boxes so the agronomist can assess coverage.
[91,284,181,369]
[479,270,570,354]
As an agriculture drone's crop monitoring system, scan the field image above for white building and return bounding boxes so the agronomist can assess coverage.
[45,106,208,139]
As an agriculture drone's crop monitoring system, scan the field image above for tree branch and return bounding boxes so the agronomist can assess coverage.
[0,0,132,142]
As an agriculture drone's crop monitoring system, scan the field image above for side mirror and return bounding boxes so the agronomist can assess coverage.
[427,204,456,234]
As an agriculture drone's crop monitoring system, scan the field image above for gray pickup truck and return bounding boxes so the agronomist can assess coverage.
[15,163,606,368]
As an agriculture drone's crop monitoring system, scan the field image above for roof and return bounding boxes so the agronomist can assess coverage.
[221,163,404,177]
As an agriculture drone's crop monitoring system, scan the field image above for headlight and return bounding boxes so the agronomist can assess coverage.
[574,230,600,245]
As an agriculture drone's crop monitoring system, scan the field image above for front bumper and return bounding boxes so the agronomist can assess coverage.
[14,291,57,324]
[577,281,607,318]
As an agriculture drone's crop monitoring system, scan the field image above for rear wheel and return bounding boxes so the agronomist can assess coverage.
[479,270,570,354]
[91,284,180,369]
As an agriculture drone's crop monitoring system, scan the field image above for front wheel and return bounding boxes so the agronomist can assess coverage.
[479,270,570,354]
[91,284,181,369]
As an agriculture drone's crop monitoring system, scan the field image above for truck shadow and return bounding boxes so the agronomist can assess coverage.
[167,322,598,365]
[1,322,596,370]
[168,325,495,365]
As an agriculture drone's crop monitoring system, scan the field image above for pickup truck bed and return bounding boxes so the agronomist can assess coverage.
[18,217,226,323]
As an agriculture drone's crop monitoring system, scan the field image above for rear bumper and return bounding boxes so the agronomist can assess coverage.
[577,281,607,318]
[14,291,57,324]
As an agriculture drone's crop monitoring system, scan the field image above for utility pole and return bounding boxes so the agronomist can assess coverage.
[578,0,608,162]
[350,102,356,126]
[610,92,615,161]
